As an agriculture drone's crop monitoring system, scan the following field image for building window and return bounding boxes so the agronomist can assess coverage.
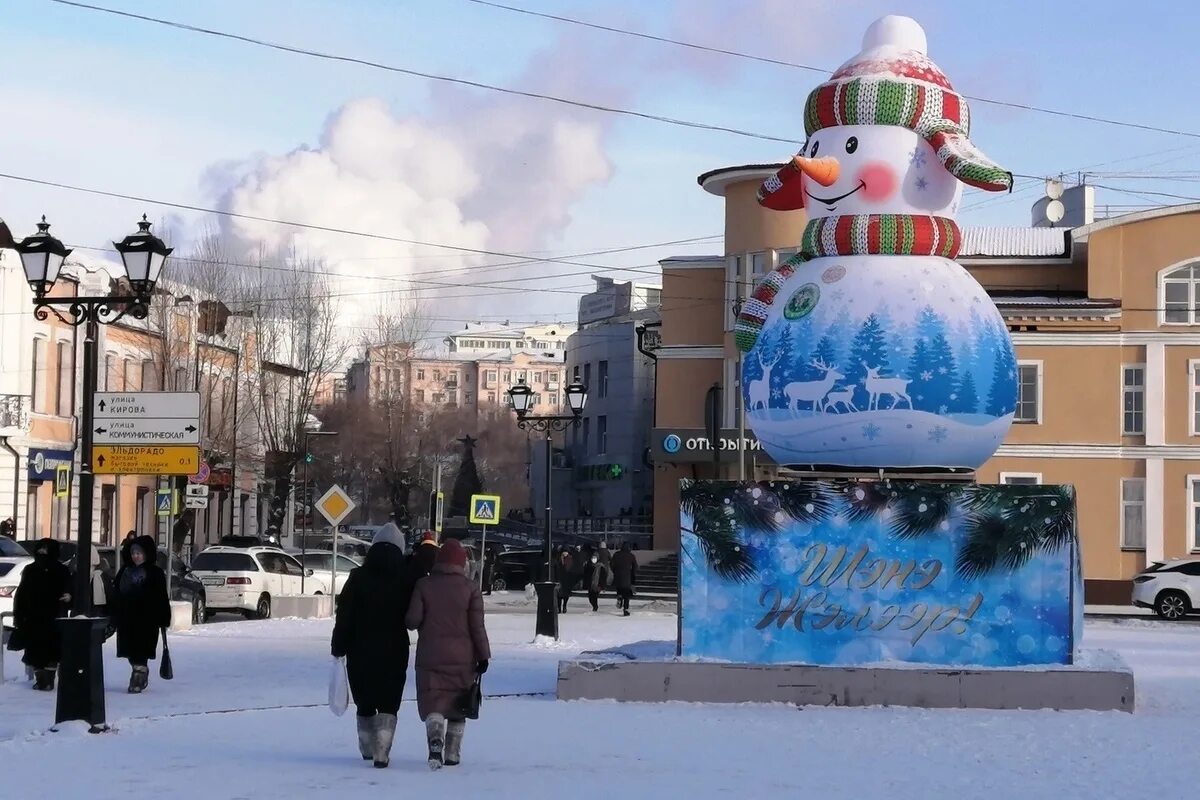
[1191,361,1200,436]
[465,392,473,404]
[582,417,590,453]
[1190,477,1200,551]
[1120,479,1145,550]
[583,363,592,392]
[999,473,1041,485]
[417,369,425,380]
[1015,362,1042,423]
[751,251,770,280]
[573,365,580,382]
[548,393,558,407]
[174,367,188,391]
[416,389,425,403]
[432,393,444,404]
[105,353,117,391]
[487,391,495,403]
[55,341,73,417]
[141,360,159,391]
[486,370,497,387]
[1162,263,1200,324]
[598,360,609,399]
[32,338,47,413]
[433,370,442,381]
[1122,365,1145,435]
[447,391,457,405]
[534,371,543,384]
[598,415,608,454]
[502,370,510,383]
[123,358,136,391]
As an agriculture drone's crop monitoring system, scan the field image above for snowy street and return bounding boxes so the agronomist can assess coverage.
[2,601,1198,799]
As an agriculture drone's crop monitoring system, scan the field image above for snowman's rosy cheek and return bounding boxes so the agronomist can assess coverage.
[856,162,898,203]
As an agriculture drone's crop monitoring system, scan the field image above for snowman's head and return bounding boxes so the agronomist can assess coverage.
[757,16,1011,220]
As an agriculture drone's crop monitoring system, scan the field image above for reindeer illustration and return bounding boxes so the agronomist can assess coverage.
[824,385,859,414]
[783,359,843,413]
[862,364,913,410]
[746,349,781,412]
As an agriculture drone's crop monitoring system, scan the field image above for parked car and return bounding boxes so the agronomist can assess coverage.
[490,549,549,592]
[1132,558,1200,620]
[0,557,32,629]
[218,534,281,548]
[294,552,360,596]
[97,547,208,625]
[189,546,330,620]
[315,536,372,560]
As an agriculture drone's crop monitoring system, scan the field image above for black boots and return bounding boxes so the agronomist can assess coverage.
[128,665,149,694]
[33,668,56,691]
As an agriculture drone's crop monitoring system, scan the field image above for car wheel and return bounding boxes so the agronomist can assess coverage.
[256,593,272,620]
[492,576,507,592]
[192,594,206,625]
[1155,590,1190,620]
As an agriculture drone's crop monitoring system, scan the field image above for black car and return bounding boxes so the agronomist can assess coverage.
[97,547,208,625]
[491,549,549,592]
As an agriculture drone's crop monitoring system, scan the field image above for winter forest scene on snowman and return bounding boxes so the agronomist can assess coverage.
[742,255,1017,470]
[680,479,1082,668]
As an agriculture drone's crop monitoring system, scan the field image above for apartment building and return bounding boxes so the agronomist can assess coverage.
[444,321,576,356]
[652,164,1200,603]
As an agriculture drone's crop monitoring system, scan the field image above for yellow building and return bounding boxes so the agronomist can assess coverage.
[652,165,1200,604]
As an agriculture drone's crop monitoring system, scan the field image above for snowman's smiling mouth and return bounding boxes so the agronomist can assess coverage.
[806,181,866,211]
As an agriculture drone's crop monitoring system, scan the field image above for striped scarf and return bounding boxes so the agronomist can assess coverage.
[734,213,961,352]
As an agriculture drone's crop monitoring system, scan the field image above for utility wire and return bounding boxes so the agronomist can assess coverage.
[463,0,1200,141]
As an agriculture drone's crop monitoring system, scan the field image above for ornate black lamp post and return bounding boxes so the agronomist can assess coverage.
[506,378,587,639]
[12,214,171,730]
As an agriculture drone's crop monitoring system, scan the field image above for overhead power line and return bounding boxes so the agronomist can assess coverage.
[463,0,1200,141]
[45,0,801,146]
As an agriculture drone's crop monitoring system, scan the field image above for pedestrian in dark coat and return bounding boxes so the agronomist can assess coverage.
[331,524,416,768]
[482,545,498,595]
[112,536,171,693]
[582,551,609,612]
[13,539,71,690]
[611,542,638,616]
[406,538,491,770]
[557,548,576,613]
[412,533,439,579]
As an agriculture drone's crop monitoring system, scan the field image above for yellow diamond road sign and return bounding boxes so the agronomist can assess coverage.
[469,494,501,526]
[316,484,356,527]
[93,445,201,476]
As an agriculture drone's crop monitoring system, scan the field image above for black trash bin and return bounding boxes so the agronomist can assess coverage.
[55,616,108,732]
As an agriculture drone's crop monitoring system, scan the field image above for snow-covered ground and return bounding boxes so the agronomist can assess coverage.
[2,598,1198,798]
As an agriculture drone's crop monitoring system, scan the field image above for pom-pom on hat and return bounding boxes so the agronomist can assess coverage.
[419,531,440,548]
[803,15,1012,193]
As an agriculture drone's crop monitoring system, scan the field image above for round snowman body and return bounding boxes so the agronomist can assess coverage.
[741,253,1016,470]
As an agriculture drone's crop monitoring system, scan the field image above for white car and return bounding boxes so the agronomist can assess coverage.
[295,552,361,596]
[189,546,330,620]
[1131,558,1200,620]
[0,557,32,628]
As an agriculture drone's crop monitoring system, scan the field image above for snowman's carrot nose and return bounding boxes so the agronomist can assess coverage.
[791,156,840,186]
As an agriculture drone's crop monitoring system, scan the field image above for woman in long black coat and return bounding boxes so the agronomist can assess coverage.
[112,536,171,694]
[13,539,72,691]
[331,527,416,768]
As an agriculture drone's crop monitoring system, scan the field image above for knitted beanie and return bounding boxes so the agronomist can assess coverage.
[371,521,405,550]
[803,16,1012,193]
[436,537,468,569]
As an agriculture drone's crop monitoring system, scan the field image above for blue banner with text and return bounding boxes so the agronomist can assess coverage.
[680,480,1082,667]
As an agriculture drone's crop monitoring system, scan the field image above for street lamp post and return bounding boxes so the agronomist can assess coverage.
[11,214,172,731]
[299,424,337,594]
[505,378,587,640]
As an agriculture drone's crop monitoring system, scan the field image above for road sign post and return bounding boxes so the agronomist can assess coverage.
[469,495,501,591]
[315,485,357,607]
[94,446,201,476]
[91,392,201,475]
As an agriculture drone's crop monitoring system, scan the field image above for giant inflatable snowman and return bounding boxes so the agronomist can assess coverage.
[736,15,1017,471]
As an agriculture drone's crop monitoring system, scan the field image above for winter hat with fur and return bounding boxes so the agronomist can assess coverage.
[436,538,468,569]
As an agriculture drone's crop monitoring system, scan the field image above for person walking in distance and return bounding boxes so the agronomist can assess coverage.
[482,545,498,596]
[582,549,609,612]
[12,539,71,690]
[557,547,575,613]
[611,542,638,616]
[330,524,416,768]
[406,538,491,770]
[112,536,171,693]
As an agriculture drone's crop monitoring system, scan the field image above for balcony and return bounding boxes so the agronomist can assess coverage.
[0,394,31,434]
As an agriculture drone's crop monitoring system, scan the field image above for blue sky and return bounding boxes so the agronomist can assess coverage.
[4,0,1200,329]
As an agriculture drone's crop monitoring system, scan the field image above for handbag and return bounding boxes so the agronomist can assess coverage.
[5,627,25,652]
[455,676,482,720]
[159,628,174,680]
[328,657,350,717]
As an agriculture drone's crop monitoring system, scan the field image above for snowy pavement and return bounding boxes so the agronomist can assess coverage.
[1,599,1198,799]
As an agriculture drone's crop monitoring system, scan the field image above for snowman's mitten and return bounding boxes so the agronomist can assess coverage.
[734,258,800,352]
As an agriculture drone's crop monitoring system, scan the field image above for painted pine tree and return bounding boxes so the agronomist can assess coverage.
[926,332,959,413]
[845,314,890,410]
[985,324,1017,417]
[955,370,980,414]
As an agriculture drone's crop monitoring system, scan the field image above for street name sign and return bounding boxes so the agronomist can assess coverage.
[316,484,356,527]
[93,391,201,446]
[93,446,201,476]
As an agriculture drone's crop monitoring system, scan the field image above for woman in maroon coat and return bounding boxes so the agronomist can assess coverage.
[405,538,491,770]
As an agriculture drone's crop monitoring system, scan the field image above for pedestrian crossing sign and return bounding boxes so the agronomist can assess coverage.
[469,494,501,526]
[156,489,179,516]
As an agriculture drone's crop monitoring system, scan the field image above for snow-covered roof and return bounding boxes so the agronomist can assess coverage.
[991,295,1117,309]
[959,227,1069,258]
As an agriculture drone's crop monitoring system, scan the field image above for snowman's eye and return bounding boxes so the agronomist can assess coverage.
[809,140,820,157]
[845,137,859,154]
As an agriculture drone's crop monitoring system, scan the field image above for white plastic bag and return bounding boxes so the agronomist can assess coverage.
[328,657,349,717]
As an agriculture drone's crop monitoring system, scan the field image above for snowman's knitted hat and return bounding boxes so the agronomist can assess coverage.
[803,16,1012,193]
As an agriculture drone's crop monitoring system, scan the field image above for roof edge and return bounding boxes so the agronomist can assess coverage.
[698,164,785,196]
[1072,202,1200,242]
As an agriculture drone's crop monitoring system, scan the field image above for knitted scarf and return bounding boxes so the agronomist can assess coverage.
[734,213,961,352]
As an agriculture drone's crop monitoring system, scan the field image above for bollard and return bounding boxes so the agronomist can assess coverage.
[54,616,109,733]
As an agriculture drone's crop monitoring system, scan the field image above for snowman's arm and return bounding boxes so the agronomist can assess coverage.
[734,257,801,353]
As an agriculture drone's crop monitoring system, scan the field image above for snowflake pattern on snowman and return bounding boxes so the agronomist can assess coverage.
[736,15,1016,471]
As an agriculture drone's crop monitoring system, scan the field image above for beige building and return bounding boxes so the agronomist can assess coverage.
[652,164,1200,603]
